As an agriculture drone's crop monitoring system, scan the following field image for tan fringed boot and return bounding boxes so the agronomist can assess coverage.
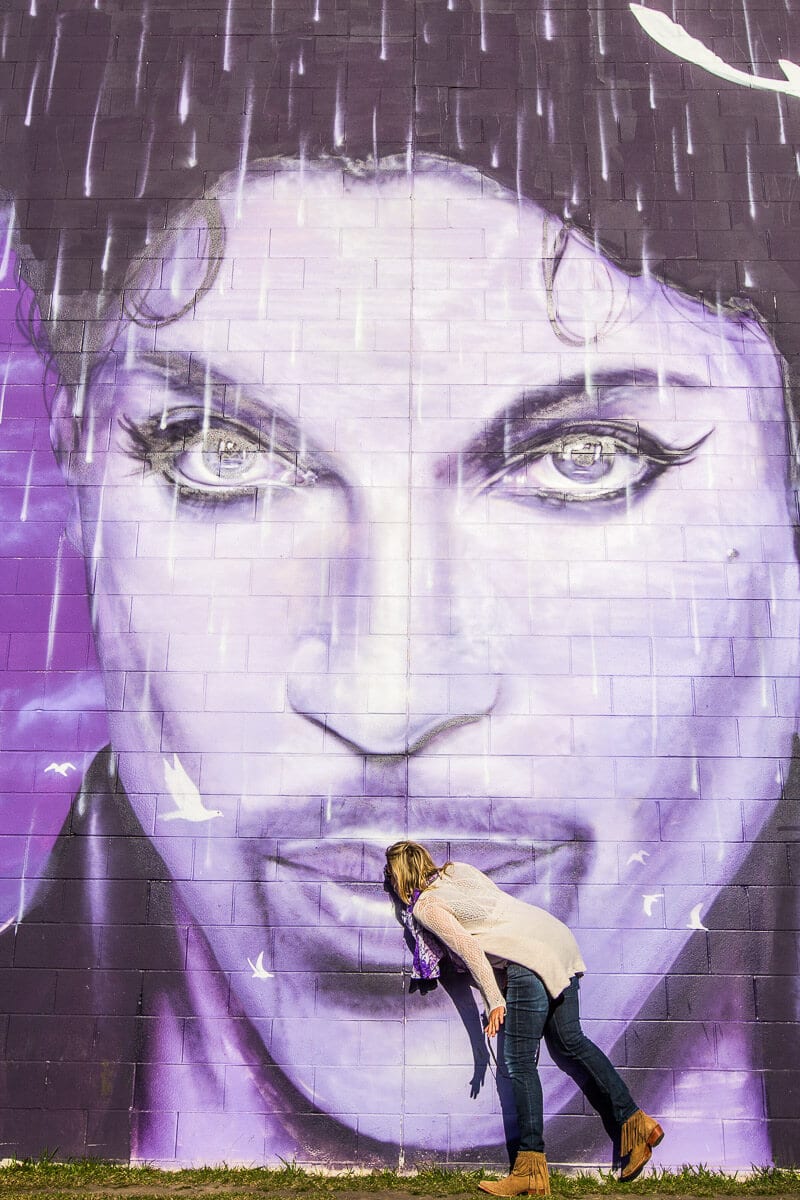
[478,1150,550,1196]
[620,1109,664,1182]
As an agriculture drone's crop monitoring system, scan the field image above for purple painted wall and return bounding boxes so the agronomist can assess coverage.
[0,0,799,1171]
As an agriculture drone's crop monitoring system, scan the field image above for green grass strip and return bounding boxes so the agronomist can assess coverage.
[0,1161,798,1198]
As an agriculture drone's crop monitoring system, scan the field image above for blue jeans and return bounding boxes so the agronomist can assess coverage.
[502,964,638,1153]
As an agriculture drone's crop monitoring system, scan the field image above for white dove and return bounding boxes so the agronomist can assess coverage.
[247,951,274,980]
[626,850,650,866]
[642,893,665,918]
[160,755,223,822]
[44,762,77,778]
[687,904,709,931]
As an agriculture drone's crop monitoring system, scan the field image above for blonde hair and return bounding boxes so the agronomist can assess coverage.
[385,841,452,904]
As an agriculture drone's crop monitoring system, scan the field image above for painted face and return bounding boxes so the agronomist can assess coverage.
[61,160,799,1160]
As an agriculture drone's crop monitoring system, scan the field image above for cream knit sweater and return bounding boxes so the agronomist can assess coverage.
[413,861,587,1013]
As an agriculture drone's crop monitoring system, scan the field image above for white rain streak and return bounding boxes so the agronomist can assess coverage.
[313,0,321,23]
[542,3,554,41]
[188,128,198,168]
[547,97,555,144]
[124,320,140,371]
[223,0,234,71]
[136,121,156,199]
[84,75,107,198]
[0,15,8,60]
[598,107,609,182]
[82,394,97,466]
[270,0,276,37]
[50,243,63,320]
[29,0,36,17]
[297,48,305,75]
[741,0,758,74]
[100,222,113,276]
[453,87,465,152]
[45,18,62,113]
[380,0,388,61]
[745,138,757,220]
[18,446,36,522]
[234,88,254,221]
[596,3,606,55]
[179,57,191,123]
[479,0,487,54]
[515,106,525,200]
[202,361,216,436]
[671,126,683,193]
[134,8,149,107]
[570,179,579,211]
[23,61,40,127]
[46,530,69,671]
[648,70,656,110]
[650,670,659,753]
[70,356,92,425]
[685,103,694,155]
[0,205,15,279]
[334,71,345,149]
[372,104,379,164]
[256,240,270,319]
[287,60,296,127]
[0,355,10,424]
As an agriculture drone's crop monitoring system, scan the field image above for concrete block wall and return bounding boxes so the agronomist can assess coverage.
[0,0,798,1170]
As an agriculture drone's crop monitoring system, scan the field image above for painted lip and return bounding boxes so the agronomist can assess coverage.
[267,821,589,931]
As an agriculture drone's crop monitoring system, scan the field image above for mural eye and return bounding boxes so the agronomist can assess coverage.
[203,435,253,481]
[551,434,618,484]
[172,429,303,493]
[485,426,654,504]
[122,411,324,504]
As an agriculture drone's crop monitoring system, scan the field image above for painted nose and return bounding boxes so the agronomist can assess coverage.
[287,631,499,756]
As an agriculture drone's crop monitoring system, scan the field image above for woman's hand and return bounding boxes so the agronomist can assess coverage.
[486,1006,506,1037]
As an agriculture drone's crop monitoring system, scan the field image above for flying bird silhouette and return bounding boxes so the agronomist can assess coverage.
[160,755,223,822]
[626,850,650,866]
[687,904,708,931]
[642,893,665,918]
[247,951,274,980]
[44,762,77,777]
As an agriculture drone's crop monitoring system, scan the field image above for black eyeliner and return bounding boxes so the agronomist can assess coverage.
[474,419,712,506]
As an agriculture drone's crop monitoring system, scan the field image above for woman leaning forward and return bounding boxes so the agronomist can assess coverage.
[385,842,664,1195]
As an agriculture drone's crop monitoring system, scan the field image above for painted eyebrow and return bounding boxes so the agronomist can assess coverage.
[470,368,705,461]
[119,349,318,455]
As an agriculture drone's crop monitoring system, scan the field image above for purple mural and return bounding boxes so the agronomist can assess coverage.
[0,0,799,1172]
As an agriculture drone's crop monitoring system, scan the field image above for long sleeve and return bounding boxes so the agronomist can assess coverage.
[414,893,506,1014]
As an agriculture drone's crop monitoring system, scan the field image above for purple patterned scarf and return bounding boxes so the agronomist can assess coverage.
[401,883,448,981]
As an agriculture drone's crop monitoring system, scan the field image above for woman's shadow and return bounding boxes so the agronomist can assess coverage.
[389,879,520,1160]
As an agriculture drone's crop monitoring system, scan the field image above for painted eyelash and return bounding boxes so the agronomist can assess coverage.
[485,421,712,504]
[119,411,311,508]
